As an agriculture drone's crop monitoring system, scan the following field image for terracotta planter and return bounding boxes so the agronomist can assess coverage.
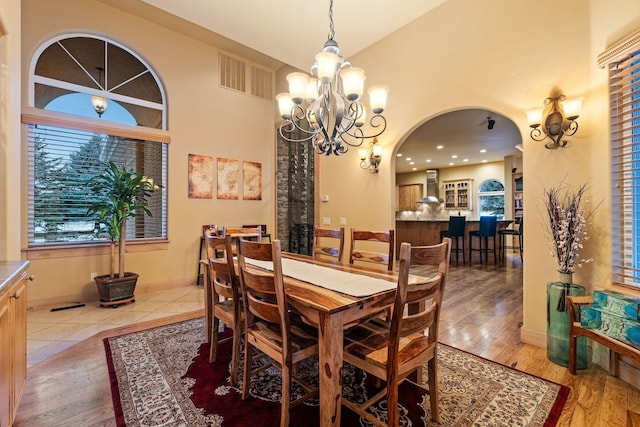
[94,272,138,303]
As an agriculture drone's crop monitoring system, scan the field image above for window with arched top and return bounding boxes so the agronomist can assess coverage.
[477,179,505,219]
[24,34,169,248]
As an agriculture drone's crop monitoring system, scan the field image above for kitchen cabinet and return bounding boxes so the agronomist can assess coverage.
[397,184,423,211]
[0,262,29,427]
[443,179,472,210]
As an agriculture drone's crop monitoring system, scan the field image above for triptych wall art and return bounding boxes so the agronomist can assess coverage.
[188,154,262,201]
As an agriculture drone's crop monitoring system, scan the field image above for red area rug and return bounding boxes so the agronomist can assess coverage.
[104,317,568,426]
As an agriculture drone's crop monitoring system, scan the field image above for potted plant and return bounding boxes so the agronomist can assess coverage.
[87,161,160,305]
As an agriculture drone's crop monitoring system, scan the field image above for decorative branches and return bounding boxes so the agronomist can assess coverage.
[543,180,599,274]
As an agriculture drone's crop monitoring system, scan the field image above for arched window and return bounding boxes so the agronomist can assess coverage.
[477,179,505,219]
[25,34,168,247]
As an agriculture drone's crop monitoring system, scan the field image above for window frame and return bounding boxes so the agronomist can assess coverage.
[477,178,505,219]
[600,30,640,290]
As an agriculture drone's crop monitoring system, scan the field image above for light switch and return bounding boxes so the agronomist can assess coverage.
[323,217,331,225]
[339,217,347,225]
[321,195,329,202]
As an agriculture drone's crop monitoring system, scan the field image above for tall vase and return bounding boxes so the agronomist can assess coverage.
[546,273,587,369]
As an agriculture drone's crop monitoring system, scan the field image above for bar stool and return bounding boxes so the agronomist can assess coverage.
[468,215,497,265]
[498,217,523,261]
[440,216,466,266]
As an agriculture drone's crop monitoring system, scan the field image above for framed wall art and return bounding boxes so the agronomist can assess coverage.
[188,154,213,199]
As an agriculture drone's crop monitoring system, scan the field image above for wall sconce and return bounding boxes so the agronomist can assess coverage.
[359,139,382,173]
[526,94,582,149]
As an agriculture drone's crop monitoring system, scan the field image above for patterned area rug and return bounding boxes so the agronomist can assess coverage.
[104,318,568,426]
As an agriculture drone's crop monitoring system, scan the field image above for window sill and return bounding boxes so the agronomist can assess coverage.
[23,240,169,260]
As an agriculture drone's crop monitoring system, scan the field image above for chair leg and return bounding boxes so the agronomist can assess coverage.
[493,236,497,264]
[242,339,253,400]
[230,323,241,386]
[209,315,220,363]
[281,362,291,427]
[427,357,440,423]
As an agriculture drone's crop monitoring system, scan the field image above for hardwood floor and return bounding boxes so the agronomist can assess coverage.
[14,255,640,426]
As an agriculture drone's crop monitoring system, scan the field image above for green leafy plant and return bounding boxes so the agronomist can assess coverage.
[87,162,160,279]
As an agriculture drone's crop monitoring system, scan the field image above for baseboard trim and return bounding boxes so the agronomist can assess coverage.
[520,327,547,348]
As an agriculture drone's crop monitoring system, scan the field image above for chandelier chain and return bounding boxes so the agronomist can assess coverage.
[327,0,335,40]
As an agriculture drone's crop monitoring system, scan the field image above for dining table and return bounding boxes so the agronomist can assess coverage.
[237,251,435,426]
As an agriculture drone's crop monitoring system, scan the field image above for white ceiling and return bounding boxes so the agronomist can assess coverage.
[141,0,448,71]
[137,0,522,173]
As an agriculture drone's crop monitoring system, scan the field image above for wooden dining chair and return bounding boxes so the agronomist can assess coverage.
[342,238,451,426]
[313,226,345,262]
[237,239,318,427]
[204,234,244,386]
[349,229,395,271]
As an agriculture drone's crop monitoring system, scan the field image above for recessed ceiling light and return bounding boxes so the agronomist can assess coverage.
[409,161,415,165]
[451,155,458,159]
[426,159,432,163]
[449,162,454,166]
[437,145,444,150]
[406,157,412,161]
[463,158,469,162]
[482,160,487,163]
[397,153,403,157]
[412,167,417,171]
[480,149,487,153]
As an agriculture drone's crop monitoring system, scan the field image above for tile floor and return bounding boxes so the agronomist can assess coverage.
[26,285,205,366]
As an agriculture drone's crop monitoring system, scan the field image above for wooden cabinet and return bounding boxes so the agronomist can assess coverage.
[397,184,423,211]
[513,174,523,223]
[0,262,29,427]
[443,179,472,210]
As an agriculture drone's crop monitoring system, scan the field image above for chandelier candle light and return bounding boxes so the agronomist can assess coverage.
[276,0,388,156]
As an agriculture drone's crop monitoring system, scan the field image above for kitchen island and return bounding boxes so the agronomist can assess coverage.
[396,219,513,261]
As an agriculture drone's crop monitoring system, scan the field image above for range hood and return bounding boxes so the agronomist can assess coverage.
[417,169,442,204]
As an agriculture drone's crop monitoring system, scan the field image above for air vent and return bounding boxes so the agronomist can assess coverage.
[250,65,273,100]
[219,52,246,93]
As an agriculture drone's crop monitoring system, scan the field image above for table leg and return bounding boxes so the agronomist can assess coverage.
[318,312,343,426]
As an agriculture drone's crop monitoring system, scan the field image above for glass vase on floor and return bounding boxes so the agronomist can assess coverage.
[547,279,588,369]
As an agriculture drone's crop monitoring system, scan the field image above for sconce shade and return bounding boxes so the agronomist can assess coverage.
[315,51,340,83]
[526,109,543,127]
[91,95,108,118]
[340,67,366,101]
[563,97,582,119]
[368,86,388,114]
[276,93,294,119]
[287,72,310,105]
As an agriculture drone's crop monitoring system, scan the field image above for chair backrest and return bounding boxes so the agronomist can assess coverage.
[518,217,523,233]
[478,216,497,237]
[242,224,267,235]
[237,239,290,340]
[349,229,395,271]
[404,238,451,343]
[313,227,345,262]
[447,216,466,237]
[225,226,263,241]
[207,234,238,300]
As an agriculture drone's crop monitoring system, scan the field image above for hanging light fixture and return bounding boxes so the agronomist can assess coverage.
[276,0,388,156]
[91,67,108,118]
[526,94,582,149]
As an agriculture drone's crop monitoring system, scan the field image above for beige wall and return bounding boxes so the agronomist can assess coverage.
[309,0,640,344]
[20,0,277,304]
[8,0,640,343]
[0,0,21,261]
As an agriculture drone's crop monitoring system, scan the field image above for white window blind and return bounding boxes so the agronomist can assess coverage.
[26,121,168,246]
[604,31,640,289]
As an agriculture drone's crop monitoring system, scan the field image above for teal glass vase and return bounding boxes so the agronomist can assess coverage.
[546,280,588,369]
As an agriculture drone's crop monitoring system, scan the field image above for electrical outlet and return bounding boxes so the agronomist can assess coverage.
[90,272,97,281]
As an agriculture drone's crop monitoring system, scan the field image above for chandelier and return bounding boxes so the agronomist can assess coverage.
[276,0,388,156]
